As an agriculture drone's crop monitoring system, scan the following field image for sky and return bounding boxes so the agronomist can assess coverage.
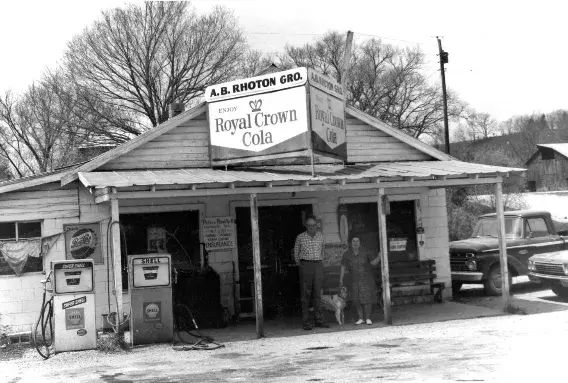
[0,0,566,122]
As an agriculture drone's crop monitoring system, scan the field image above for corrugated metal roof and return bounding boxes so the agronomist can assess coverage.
[78,161,525,189]
[537,144,568,159]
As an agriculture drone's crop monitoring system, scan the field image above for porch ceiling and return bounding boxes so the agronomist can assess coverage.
[78,161,524,201]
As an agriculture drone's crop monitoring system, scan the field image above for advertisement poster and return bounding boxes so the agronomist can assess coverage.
[208,86,309,162]
[201,216,236,252]
[64,223,103,264]
[309,86,346,159]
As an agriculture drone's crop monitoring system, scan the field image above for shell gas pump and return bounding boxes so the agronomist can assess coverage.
[52,259,97,352]
[128,253,173,346]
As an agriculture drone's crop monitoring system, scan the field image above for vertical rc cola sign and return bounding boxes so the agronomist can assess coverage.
[205,67,347,164]
[205,68,310,163]
[307,68,347,159]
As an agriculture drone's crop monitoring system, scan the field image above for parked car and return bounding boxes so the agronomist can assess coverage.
[528,250,568,298]
[450,210,566,295]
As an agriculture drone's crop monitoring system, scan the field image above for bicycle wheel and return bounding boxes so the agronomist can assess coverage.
[33,299,54,359]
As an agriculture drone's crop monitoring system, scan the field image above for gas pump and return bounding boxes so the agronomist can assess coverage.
[52,259,97,352]
[128,253,173,346]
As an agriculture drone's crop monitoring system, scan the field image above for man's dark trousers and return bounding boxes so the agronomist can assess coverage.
[299,260,323,326]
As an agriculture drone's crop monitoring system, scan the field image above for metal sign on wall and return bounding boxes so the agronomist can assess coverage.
[205,67,346,165]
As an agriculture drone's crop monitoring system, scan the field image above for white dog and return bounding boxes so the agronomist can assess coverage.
[320,286,348,325]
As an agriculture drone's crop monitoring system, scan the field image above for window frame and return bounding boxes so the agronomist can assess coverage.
[0,220,42,241]
[0,220,44,277]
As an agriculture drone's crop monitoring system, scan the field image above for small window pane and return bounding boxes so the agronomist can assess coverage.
[0,223,16,240]
[18,222,41,239]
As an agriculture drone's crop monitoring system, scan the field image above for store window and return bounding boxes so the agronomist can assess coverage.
[119,211,200,289]
[346,200,418,262]
[0,221,43,275]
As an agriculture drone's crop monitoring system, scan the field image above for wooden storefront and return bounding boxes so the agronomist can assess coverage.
[0,101,522,334]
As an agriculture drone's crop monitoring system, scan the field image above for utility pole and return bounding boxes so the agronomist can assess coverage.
[437,36,450,154]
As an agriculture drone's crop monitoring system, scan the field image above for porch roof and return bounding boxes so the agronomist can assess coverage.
[79,160,524,192]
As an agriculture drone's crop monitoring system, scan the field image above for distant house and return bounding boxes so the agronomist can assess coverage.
[525,144,568,191]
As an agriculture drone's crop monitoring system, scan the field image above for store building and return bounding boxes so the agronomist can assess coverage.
[0,68,521,335]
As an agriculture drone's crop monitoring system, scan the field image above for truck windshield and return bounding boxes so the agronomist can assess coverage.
[472,217,522,239]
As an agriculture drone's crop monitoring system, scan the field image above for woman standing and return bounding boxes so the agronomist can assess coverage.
[339,234,381,325]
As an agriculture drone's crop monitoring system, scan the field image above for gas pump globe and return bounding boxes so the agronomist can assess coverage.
[128,254,173,346]
[52,260,97,353]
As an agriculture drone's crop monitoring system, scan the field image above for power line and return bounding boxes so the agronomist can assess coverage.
[246,30,428,46]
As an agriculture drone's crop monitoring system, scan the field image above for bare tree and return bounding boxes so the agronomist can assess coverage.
[65,2,246,129]
[282,32,464,139]
[460,109,498,141]
[0,81,86,176]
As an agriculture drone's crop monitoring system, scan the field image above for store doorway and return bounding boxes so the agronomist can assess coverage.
[120,211,201,289]
[235,204,313,318]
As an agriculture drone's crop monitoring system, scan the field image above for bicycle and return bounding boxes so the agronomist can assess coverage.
[32,270,54,359]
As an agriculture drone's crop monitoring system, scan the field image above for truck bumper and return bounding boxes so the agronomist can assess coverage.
[528,272,568,285]
[451,271,484,282]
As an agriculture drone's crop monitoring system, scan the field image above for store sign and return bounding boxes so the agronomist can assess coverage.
[208,86,309,161]
[307,68,344,100]
[202,216,236,251]
[205,67,307,102]
[64,223,103,264]
[206,67,347,164]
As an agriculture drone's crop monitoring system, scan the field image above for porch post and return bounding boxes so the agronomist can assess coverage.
[495,180,511,309]
[377,188,392,324]
[110,189,124,331]
[250,193,264,338]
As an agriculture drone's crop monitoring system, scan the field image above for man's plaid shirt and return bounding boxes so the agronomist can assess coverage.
[294,231,324,263]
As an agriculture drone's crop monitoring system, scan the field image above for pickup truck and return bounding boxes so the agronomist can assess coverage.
[450,210,567,295]
[528,250,568,298]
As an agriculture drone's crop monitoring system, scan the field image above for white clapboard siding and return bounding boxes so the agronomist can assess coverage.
[0,185,79,221]
[101,113,210,170]
[346,117,433,162]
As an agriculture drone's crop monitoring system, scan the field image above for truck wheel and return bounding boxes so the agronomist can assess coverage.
[551,284,568,299]
[483,265,512,296]
[451,281,463,295]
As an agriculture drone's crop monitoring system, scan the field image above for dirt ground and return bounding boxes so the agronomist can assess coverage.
[2,278,567,382]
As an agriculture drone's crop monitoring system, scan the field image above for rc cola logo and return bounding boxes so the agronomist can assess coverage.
[249,99,262,112]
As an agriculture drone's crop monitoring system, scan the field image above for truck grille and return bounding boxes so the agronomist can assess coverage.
[534,263,565,276]
[450,253,474,272]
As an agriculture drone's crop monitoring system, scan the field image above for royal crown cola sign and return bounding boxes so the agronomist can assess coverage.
[205,67,346,164]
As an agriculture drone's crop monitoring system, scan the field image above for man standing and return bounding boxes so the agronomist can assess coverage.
[294,216,329,330]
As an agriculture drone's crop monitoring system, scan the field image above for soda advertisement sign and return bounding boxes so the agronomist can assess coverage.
[208,86,309,162]
[309,86,346,158]
[206,67,346,164]
[64,223,103,264]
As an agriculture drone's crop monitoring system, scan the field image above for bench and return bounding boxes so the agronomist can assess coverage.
[385,260,445,304]
[323,260,444,305]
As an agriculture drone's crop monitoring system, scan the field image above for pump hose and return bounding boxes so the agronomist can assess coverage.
[33,296,54,359]
[172,303,225,351]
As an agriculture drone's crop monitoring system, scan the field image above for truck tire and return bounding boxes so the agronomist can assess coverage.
[551,284,568,299]
[451,281,463,295]
[483,265,512,296]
